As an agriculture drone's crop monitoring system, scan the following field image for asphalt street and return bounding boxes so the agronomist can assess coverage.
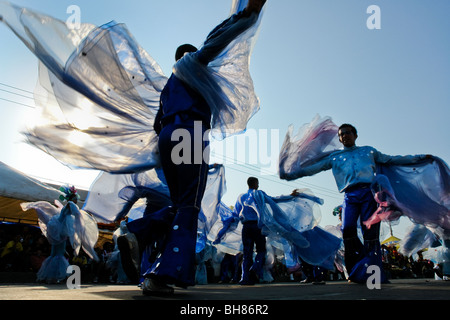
[1,278,448,301]
[1,279,448,319]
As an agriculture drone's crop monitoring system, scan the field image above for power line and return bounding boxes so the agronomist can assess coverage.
[0,82,36,108]
[0,88,34,100]
[216,152,341,197]
[0,82,35,95]
[225,164,342,201]
[0,97,35,109]
[215,152,342,200]
[0,81,50,100]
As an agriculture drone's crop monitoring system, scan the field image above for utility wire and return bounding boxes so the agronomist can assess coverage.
[0,82,36,108]
[0,88,34,100]
[217,152,341,198]
[0,97,35,109]
[0,82,35,95]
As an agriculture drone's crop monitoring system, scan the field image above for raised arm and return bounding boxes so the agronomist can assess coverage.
[374,150,429,166]
[195,0,266,64]
[246,0,267,14]
[280,154,333,181]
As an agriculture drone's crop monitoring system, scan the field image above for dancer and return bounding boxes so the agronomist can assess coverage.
[214,181,341,284]
[21,186,99,283]
[151,1,264,293]
[281,122,431,283]
[234,177,267,285]
[133,0,267,295]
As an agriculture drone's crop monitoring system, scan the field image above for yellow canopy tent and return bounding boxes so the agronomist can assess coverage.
[0,162,113,246]
[381,235,401,246]
[0,162,63,225]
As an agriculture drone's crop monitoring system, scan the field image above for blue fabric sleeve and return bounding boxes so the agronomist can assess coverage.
[195,10,258,64]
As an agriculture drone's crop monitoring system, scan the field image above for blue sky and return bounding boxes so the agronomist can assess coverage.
[1,0,449,238]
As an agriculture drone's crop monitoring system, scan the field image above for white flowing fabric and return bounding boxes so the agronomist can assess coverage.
[375,157,450,230]
[252,190,342,270]
[82,167,171,224]
[174,0,263,139]
[0,0,263,172]
[279,115,341,180]
[399,223,437,257]
[83,164,232,255]
[83,165,226,225]
[207,203,243,255]
[197,165,228,243]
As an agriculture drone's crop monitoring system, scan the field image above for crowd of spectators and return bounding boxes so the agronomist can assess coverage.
[0,223,48,273]
[381,244,436,279]
[0,223,123,284]
[0,222,440,285]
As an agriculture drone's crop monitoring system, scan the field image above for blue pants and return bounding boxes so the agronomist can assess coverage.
[342,186,385,283]
[146,119,210,287]
[219,253,241,282]
[342,186,379,240]
[241,221,266,284]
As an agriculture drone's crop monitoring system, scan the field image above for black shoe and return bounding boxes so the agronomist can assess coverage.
[300,277,313,284]
[142,278,174,296]
[239,280,255,286]
[117,233,140,284]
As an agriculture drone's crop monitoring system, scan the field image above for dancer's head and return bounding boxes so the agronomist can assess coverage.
[59,185,80,204]
[175,44,198,61]
[338,124,358,148]
[247,177,259,190]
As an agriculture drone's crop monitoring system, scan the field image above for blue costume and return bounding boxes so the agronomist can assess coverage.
[235,190,267,284]
[213,188,341,283]
[142,8,262,288]
[313,147,422,277]
[279,116,435,283]
[145,75,211,287]
[291,145,425,282]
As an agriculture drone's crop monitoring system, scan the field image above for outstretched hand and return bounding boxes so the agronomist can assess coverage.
[246,0,267,14]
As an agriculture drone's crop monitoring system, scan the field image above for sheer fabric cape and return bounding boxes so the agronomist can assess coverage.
[0,0,263,172]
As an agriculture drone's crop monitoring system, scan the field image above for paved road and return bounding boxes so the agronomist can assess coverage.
[1,278,449,301]
[2,279,448,318]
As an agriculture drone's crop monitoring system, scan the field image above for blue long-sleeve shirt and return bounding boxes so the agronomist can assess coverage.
[194,10,258,64]
[295,145,426,193]
[235,189,260,222]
